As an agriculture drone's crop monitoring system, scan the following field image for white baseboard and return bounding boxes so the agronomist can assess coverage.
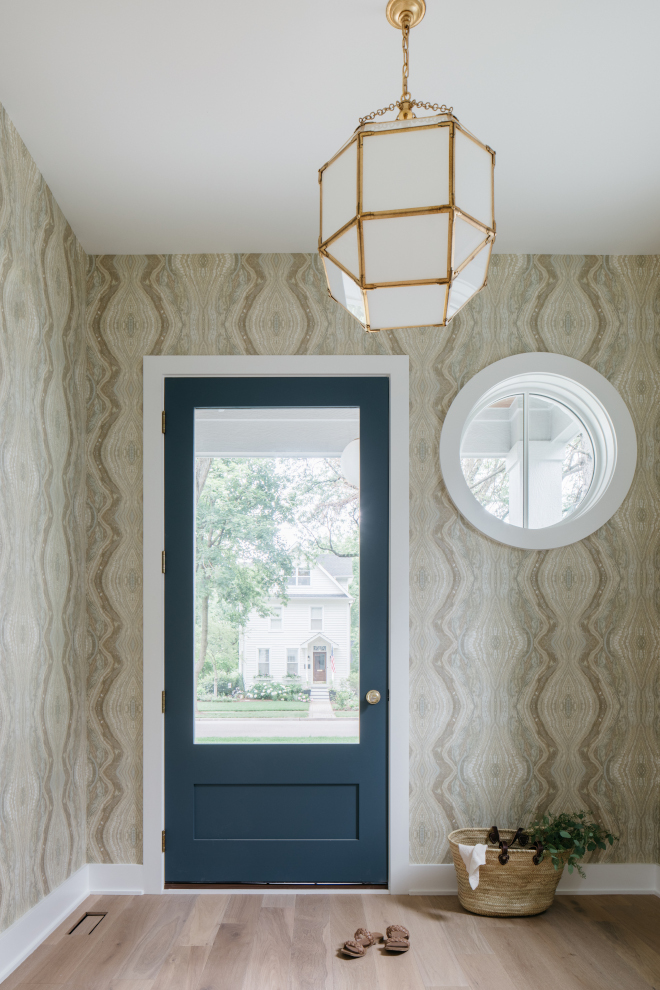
[0,863,145,984]
[0,865,90,984]
[87,863,145,895]
[406,862,660,897]
[1,860,657,984]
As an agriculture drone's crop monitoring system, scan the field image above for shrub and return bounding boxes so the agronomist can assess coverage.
[329,680,359,710]
[244,680,308,702]
[198,672,244,698]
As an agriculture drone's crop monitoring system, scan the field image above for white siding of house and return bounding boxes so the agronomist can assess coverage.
[240,564,352,687]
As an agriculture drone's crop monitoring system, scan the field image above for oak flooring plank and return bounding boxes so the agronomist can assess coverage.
[412,898,493,956]
[220,894,263,925]
[106,982,156,990]
[364,894,427,990]
[149,945,211,990]
[456,951,526,990]
[589,895,660,955]
[261,894,296,907]
[560,896,660,986]
[177,896,230,946]
[330,894,380,990]
[242,906,292,990]
[538,898,655,990]
[480,915,586,990]
[113,896,195,982]
[391,895,469,987]
[289,895,331,990]
[197,896,263,990]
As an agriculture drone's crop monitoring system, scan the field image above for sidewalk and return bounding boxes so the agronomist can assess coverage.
[195,717,358,739]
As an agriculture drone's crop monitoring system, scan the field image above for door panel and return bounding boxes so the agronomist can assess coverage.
[164,376,388,883]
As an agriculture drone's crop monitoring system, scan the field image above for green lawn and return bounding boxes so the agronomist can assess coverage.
[333,710,360,718]
[196,736,359,744]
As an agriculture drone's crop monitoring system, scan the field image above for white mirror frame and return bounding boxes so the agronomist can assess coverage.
[439,353,637,550]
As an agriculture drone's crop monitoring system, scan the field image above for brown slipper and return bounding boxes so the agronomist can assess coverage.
[342,927,384,957]
[383,924,410,952]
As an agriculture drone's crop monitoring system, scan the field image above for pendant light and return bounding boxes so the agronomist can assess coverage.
[318,0,496,333]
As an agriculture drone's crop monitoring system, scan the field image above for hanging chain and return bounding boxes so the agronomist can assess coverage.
[357,10,453,125]
[401,18,411,102]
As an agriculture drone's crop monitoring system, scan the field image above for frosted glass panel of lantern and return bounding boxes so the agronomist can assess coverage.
[446,245,490,319]
[453,215,489,270]
[366,283,447,329]
[327,223,360,282]
[361,125,450,213]
[322,255,367,326]
[363,212,449,284]
[461,395,523,525]
[527,396,594,529]
[321,140,358,242]
[454,129,493,228]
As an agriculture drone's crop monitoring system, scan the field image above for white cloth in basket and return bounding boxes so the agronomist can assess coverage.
[458,842,488,889]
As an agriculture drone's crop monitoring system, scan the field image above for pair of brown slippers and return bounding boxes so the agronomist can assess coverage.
[342,925,410,957]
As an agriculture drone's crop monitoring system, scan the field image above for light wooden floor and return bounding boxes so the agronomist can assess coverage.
[3,892,660,990]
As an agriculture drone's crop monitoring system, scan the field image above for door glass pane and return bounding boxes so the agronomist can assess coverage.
[194,407,360,744]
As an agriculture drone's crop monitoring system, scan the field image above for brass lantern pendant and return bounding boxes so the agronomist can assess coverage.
[318,0,495,332]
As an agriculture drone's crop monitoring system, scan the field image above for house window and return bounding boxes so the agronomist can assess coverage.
[287,649,298,675]
[439,353,637,550]
[258,648,269,676]
[287,567,311,586]
[310,606,323,631]
[270,606,282,631]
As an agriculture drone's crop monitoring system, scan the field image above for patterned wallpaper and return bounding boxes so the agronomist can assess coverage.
[0,104,87,931]
[86,251,660,867]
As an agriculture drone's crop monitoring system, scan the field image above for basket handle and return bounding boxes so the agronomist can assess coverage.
[512,826,529,847]
[532,841,544,865]
[488,825,529,848]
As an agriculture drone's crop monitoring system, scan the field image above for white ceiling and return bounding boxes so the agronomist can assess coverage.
[1,0,659,256]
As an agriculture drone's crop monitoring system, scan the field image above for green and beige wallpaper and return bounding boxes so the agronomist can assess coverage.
[1,97,659,935]
[0,104,87,931]
[86,251,659,867]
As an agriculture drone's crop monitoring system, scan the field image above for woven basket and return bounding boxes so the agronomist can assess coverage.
[449,828,567,917]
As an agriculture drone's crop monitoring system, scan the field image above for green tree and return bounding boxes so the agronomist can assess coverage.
[285,458,359,559]
[195,458,296,706]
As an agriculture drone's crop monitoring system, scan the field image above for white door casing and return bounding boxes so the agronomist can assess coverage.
[143,355,410,893]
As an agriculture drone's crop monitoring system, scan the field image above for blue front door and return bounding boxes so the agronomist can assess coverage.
[163,376,389,883]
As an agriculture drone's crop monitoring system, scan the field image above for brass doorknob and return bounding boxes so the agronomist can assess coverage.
[366,690,381,705]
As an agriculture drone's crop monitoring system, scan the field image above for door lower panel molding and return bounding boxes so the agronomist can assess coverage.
[194,783,359,840]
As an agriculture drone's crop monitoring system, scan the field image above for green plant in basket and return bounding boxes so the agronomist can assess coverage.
[527,811,618,879]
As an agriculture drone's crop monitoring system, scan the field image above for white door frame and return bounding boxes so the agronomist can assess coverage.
[143,355,410,893]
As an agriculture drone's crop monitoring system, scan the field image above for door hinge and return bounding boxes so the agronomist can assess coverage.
[162,690,166,714]
[162,551,166,574]
[162,411,166,434]
[161,830,166,853]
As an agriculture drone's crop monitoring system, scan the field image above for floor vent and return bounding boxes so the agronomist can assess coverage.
[68,912,107,935]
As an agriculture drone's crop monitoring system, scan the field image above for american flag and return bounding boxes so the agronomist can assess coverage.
[330,650,335,674]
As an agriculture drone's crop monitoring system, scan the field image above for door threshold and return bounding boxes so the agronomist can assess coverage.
[164,882,389,890]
